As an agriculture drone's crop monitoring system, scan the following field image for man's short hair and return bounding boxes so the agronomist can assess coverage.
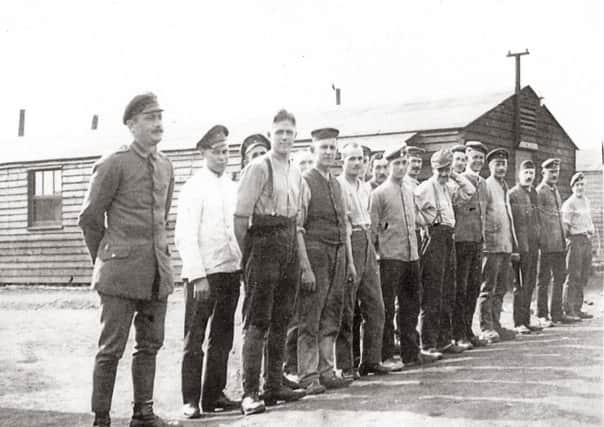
[273,109,296,126]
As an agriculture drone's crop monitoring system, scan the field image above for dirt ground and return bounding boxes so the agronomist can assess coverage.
[0,275,602,427]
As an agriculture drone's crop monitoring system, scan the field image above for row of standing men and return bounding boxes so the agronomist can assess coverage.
[79,94,596,427]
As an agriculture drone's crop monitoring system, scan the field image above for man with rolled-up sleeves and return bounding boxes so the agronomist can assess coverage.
[79,93,181,427]
[561,172,595,320]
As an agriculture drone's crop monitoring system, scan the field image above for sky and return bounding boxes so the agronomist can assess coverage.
[0,0,602,156]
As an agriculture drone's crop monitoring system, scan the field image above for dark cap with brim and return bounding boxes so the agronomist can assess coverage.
[311,127,339,140]
[486,148,509,163]
[123,92,162,125]
[197,125,229,151]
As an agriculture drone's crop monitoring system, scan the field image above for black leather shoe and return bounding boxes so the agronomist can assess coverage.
[240,393,266,416]
[319,372,353,389]
[203,392,240,412]
[577,311,594,319]
[130,401,182,427]
[93,413,111,427]
[358,363,392,376]
[261,385,307,406]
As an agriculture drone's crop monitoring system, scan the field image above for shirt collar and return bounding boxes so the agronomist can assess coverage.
[130,140,158,160]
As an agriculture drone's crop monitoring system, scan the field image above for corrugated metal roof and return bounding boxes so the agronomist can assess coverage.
[1,89,512,166]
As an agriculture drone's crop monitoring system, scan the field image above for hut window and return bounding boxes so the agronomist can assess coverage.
[28,168,62,228]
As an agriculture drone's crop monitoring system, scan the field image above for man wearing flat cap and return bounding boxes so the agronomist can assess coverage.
[240,133,271,170]
[335,141,391,378]
[370,146,441,369]
[477,148,518,343]
[509,160,542,334]
[79,93,181,427]
[414,149,475,356]
[175,125,241,418]
[561,172,596,320]
[291,126,356,392]
[451,140,489,349]
[536,158,573,326]
[234,109,307,414]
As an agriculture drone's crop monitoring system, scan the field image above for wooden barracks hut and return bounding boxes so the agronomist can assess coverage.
[0,85,578,285]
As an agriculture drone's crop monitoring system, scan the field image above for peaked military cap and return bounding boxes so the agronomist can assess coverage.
[361,145,372,157]
[451,144,466,154]
[385,147,403,161]
[486,148,509,163]
[519,160,536,170]
[431,149,453,169]
[541,158,561,170]
[123,92,162,125]
[406,146,425,158]
[197,125,228,150]
[240,134,271,157]
[570,172,585,187]
[311,127,339,140]
[465,140,488,154]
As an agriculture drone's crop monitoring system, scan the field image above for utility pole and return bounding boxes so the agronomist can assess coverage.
[331,83,341,106]
[507,49,530,146]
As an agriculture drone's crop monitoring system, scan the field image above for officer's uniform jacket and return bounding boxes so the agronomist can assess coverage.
[509,184,541,253]
[483,176,517,253]
[536,182,566,253]
[78,142,175,300]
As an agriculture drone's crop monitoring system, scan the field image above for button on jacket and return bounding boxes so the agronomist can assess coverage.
[536,182,566,252]
[175,167,242,282]
[370,180,418,262]
[484,176,517,253]
[509,184,541,253]
[78,142,175,300]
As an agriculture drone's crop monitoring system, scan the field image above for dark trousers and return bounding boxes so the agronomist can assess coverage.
[478,253,511,332]
[336,230,385,370]
[92,293,167,413]
[419,225,454,351]
[537,251,566,320]
[181,273,240,409]
[296,240,346,383]
[453,241,482,341]
[437,243,457,348]
[513,249,539,327]
[241,224,299,395]
[380,259,421,363]
[564,235,592,314]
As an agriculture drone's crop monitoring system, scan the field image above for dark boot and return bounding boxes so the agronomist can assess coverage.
[261,385,307,406]
[130,401,182,427]
[93,412,111,427]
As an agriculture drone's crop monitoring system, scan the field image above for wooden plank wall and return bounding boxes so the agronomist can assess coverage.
[0,142,317,286]
[581,170,603,263]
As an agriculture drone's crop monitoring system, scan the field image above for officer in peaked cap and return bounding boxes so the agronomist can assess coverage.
[486,148,509,164]
[240,133,271,169]
[384,145,406,161]
[197,125,229,151]
[80,92,180,426]
[122,92,163,125]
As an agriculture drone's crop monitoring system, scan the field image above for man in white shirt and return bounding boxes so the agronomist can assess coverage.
[175,125,242,418]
